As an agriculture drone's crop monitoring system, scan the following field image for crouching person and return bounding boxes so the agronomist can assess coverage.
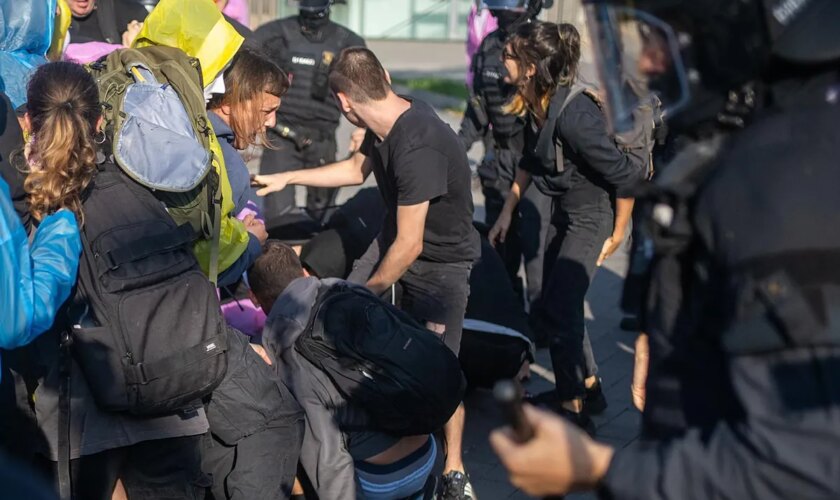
[202,327,304,500]
[249,241,464,499]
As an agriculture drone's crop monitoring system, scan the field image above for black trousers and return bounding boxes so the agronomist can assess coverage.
[533,188,613,401]
[37,435,208,500]
[348,237,472,356]
[480,151,551,310]
[202,420,303,500]
[259,131,337,223]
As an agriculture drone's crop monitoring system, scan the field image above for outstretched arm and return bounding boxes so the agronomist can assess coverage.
[254,150,372,194]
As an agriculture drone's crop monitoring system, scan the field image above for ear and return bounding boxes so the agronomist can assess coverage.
[96,115,105,133]
[336,91,353,113]
[219,103,233,118]
[302,267,311,278]
[526,63,537,79]
[384,69,392,85]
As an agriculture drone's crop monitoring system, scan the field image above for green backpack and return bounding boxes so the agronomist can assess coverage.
[87,46,225,281]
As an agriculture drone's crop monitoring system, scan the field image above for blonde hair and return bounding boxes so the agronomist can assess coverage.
[24,62,101,224]
[503,22,581,121]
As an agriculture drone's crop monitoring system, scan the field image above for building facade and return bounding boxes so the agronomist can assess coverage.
[248,0,585,41]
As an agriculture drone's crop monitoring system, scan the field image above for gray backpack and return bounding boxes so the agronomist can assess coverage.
[539,83,663,180]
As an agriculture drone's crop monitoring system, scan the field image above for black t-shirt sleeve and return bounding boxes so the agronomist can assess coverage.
[394,147,448,206]
[359,129,377,157]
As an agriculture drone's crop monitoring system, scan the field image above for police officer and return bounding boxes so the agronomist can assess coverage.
[254,0,365,223]
[490,0,840,497]
[458,0,552,311]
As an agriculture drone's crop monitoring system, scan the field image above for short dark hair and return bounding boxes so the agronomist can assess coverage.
[248,240,305,312]
[328,47,390,103]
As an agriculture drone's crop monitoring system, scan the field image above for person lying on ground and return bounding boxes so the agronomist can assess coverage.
[249,241,443,500]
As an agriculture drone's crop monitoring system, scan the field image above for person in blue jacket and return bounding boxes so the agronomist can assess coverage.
[208,47,288,289]
[0,91,81,378]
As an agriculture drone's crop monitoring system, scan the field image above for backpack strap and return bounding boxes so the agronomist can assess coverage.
[57,330,73,500]
[534,84,588,173]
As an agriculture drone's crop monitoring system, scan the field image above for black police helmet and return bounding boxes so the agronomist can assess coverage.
[298,0,332,18]
[583,0,840,134]
[483,0,546,31]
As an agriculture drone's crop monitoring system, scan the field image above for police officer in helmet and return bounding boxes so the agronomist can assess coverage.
[458,0,552,314]
[489,0,840,497]
[254,0,365,224]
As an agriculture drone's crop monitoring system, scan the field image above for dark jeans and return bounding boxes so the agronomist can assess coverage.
[481,160,551,309]
[37,435,208,500]
[348,237,472,356]
[203,328,304,499]
[534,188,613,401]
[202,421,303,500]
[259,132,337,223]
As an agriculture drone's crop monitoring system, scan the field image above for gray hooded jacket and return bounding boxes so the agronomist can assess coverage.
[261,276,399,499]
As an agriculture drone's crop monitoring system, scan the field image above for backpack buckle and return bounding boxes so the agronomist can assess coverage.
[135,363,149,385]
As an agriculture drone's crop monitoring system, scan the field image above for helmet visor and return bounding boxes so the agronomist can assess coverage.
[585,5,690,133]
[481,0,528,12]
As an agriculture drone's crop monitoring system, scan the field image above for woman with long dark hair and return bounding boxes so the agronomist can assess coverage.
[206,47,288,291]
[489,21,643,431]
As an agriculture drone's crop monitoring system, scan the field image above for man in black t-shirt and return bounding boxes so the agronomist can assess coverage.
[254,47,480,500]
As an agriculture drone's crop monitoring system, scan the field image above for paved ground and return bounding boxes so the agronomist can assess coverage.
[246,40,639,500]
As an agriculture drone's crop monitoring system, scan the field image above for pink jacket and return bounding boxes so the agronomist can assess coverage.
[222,0,250,28]
[466,4,498,88]
[63,41,122,63]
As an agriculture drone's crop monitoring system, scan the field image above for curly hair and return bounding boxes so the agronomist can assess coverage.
[23,62,101,224]
[504,22,581,121]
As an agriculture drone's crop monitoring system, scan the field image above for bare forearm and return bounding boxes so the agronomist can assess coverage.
[288,156,365,188]
[613,197,634,238]
[502,168,532,216]
[366,238,422,295]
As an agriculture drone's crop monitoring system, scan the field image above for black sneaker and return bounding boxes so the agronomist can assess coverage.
[523,389,559,407]
[441,471,477,500]
[556,407,597,437]
[525,391,597,436]
[584,378,608,415]
[619,316,641,332]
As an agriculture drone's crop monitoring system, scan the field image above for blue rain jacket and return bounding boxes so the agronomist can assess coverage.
[0,0,56,109]
[0,177,80,375]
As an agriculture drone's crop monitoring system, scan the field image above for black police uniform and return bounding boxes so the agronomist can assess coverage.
[458,29,551,307]
[600,74,840,499]
[253,15,364,223]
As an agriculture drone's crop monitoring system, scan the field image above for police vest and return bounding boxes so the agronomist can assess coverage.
[472,31,524,143]
[635,93,840,439]
[275,18,352,133]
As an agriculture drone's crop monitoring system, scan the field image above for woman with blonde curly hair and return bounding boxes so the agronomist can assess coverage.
[20,61,211,500]
[23,61,101,224]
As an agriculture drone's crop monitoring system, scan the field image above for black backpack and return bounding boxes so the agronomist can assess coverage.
[70,164,228,415]
[295,283,466,436]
